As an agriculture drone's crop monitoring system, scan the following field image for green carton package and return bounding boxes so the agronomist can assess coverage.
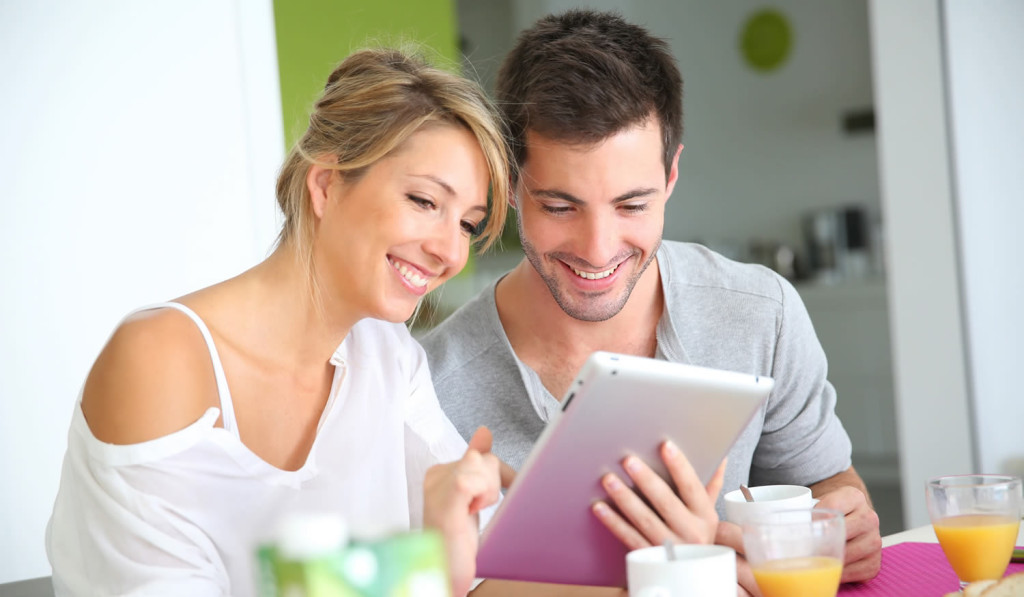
[257,514,451,597]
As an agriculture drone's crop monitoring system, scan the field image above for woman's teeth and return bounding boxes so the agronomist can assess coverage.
[571,264,617,280]
[389,258,427,288]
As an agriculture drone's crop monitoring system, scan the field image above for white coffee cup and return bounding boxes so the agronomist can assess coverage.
[626,544,736,597]
[723,484,818,526]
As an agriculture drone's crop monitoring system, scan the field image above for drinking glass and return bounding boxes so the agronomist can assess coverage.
[741,508,845,597]
[926,474,1023,589]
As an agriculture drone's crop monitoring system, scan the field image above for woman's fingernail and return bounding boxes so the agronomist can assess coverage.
[624,456,641,474]
[593,502,610,518]
[604,474,623,491]
[664,440,679,458]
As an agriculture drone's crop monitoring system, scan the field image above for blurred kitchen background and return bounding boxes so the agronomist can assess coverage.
[432,0,904,535]
[3,0,1021,586]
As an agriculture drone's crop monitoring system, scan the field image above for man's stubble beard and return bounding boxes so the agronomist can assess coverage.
[517,215,661,323]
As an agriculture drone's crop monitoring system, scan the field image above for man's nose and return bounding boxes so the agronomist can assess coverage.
[575,211,618,268]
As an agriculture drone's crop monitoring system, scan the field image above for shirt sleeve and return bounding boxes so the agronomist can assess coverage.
[47,409,230,597]
[749,277,853,487]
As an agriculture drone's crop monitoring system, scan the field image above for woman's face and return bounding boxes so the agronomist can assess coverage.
[313,123,490,323]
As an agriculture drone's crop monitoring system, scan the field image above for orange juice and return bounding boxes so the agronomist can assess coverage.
[933,514,1020,581]
[752,556,843,597]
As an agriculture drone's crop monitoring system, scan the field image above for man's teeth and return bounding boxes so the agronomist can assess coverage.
[389,259,427,287]
[571,265,617,280]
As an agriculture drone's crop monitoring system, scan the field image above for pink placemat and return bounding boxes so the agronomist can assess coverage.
[837,542,1024,596]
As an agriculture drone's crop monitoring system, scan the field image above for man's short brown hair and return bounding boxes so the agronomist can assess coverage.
[496,9,683,181]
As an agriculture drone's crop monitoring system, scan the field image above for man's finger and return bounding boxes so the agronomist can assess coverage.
[592,501,650,552]
[707,458,728,502]
[620,455,695,538]
[844,526,883,566]
[844,507,880,540]
[735,553,761,597]
[840,551,882,584]
[661,441,706,511]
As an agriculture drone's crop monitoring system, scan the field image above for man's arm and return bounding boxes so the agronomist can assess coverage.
[810,466,882,583]
[809,466,872,505]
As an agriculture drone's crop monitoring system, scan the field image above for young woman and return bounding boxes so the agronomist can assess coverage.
[46,48,511,597]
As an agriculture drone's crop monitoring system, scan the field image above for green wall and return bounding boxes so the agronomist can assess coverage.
[273,0,460,148]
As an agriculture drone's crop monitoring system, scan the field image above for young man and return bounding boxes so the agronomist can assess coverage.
[421,9,881,593]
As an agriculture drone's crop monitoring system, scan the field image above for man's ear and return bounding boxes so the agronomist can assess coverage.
[664,143,683,199]
[306,162,336,219]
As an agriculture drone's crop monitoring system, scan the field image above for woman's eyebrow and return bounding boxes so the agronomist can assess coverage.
[409,173,455,195]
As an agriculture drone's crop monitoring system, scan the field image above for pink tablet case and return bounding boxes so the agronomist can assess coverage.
[475,352,773,587]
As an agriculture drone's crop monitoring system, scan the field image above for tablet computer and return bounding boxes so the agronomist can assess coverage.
[475,351,773,587]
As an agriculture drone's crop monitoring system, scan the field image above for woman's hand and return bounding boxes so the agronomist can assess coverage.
[423,427,504,597]
[591,442,726,548]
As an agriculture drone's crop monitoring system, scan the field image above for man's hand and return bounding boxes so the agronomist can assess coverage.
[423,427,505,597]
[715,521,760,597]
[590,441,726,548]
[813,484,882,583]
[717,466,881,594]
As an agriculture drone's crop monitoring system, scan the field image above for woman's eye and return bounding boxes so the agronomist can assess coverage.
[462,221,481,235]
[408,195,435,209]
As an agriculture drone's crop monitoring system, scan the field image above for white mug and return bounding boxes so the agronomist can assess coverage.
[626,544,736,597]
[723,484,817,526]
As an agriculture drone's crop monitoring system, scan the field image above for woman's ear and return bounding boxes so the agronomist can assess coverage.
[306,162,336,219]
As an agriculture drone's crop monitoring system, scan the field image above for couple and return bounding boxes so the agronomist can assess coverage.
[46,9,881,597]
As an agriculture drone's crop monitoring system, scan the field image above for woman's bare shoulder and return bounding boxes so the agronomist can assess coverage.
[81,306,222,445]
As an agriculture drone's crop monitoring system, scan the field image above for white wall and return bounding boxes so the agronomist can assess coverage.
[942,1,1024,478]
[0,1,283,583]
[868,0,986,528]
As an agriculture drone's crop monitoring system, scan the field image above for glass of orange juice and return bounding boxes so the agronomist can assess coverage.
[926,474,1022,589]
[741,508,845,597]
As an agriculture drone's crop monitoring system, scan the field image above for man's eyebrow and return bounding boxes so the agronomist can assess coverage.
[530,189,584,204]
[611,188,659,202]
[528,187,659,204]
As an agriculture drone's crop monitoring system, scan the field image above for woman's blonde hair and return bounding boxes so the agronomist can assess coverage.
[275,48,511,283]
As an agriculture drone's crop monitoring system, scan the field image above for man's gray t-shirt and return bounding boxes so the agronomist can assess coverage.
[419,241,852,513]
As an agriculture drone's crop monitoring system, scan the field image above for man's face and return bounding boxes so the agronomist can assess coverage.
[515,119,680,322]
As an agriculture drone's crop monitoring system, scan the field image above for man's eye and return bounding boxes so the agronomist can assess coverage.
[540,204,571,214]
[408,195,435,209]
[622,203,649,213]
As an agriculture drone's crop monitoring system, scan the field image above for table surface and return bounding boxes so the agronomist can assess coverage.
[5,523,1021,596]
[472,521,1024,596]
